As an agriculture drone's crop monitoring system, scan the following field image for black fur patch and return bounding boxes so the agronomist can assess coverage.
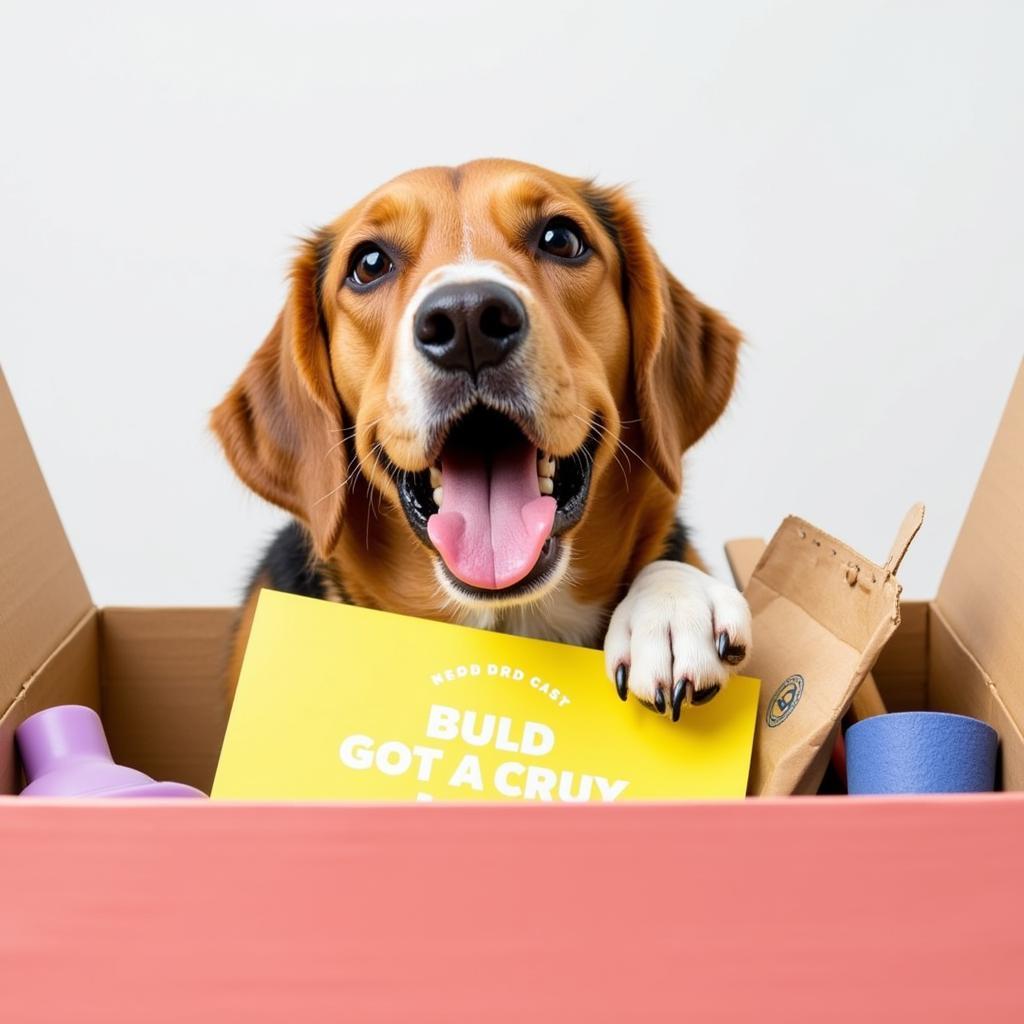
[660,518,690,563]
[313,230,334,309]
[307,229,334,346]
[581,185,629,303]
[245,520,327,602]
[581,186,620,248]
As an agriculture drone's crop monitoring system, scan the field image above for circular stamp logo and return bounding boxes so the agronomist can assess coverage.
[766,674,804,728]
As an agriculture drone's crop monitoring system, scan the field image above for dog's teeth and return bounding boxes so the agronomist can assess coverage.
[538,476,554,495]
[538,455,555,478]
[433,486,443,507]
[429,466,442,488]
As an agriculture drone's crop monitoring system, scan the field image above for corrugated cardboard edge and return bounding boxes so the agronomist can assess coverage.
[0,608,100,793]
[937,359,1024,736]
[928,600,1024,789]
[100,607,233,793]
[0,366,93,716]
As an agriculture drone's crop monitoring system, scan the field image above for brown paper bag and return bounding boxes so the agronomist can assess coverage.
[742,504,924,796]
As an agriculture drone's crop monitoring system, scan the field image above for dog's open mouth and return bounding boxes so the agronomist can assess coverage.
[392,406,598,596]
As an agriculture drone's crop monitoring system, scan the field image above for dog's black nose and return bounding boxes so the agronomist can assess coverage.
[413,282,527,377]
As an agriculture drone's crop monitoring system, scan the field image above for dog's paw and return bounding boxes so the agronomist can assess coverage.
[603,560,752,720]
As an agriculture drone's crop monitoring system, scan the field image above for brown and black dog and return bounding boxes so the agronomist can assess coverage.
[212,159,751,721]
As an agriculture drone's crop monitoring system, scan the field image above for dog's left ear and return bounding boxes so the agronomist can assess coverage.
[210,235,349,559]
[588,187,742,494]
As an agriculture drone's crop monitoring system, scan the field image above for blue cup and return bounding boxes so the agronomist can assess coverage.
[846,711,998,795]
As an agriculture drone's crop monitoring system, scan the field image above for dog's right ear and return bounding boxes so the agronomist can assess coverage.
[583,184,742,495]
[211,237,348,559]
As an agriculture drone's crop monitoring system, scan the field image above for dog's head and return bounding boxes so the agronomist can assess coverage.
[212,159,740,607]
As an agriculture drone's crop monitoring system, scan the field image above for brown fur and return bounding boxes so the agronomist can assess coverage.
[213,160,741,704]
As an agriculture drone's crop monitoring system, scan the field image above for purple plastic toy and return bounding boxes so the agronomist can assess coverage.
[16,704,206,798]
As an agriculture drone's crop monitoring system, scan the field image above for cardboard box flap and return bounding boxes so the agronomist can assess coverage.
[937,359,1024,726]
[743,508,918,795]
[0,369,92,715]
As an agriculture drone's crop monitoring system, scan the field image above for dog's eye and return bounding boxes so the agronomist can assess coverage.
[348,244,394,287]
[538,217,588,261]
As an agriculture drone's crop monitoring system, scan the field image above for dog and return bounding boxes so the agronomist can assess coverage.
[212,159,751,721]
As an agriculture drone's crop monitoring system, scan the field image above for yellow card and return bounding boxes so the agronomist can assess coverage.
[213,589,759,801]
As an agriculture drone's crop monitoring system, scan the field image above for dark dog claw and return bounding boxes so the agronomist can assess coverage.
[725,646,746,666]
[716,631,746,666]
[615,664,629,701]
[653,686,666,714]
[691,683,721,706]
[671,679,687,722]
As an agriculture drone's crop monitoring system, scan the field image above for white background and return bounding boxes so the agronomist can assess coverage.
[2,1,1021,606]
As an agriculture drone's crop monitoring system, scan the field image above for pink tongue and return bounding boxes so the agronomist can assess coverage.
[427,440,556,590]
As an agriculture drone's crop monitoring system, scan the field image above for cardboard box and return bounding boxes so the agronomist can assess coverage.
[2,364,1023,1019]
